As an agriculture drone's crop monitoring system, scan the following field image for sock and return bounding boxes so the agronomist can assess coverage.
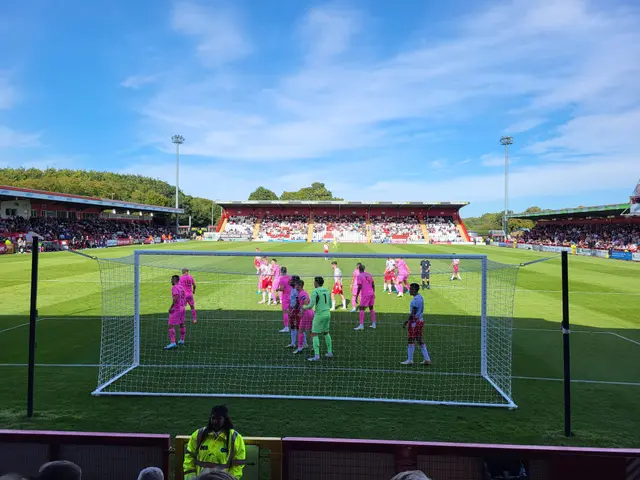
[191,309,197,322]
[359,310,364,325]
[169,327,176,344]
[324,334,333,354]
[283,312,289,327]
[370,309,376,326]
[342,299,346,308]
[407,344,415,361]
[179,325,186,341]
[262,292,266,302]
[332,300,336,309]
[303,332,307,345]
[313,335,320,356]
[298,331,305,349]
[420,344,430,361]
[290,329,297,345]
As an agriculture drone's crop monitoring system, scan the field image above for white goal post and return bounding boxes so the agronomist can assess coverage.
[94,250,518,408]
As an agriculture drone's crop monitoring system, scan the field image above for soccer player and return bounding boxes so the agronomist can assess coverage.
[323,242,329,260]
[451,257,462,281]
[165,275,186,350]
[349,262,361,312]
[277,266,292,332]
[354,264,376,330]
[294,279,311,354]
[383,261,396,294]
[420,258,431,290]
[258,258,273,304]
[401,283,431,365]
[270,258,281,305]
[254,248,262,294]
[332,237,338,250]
[285,275,302,348]
[303,276,333,361]
[395,257,411,297]
[179,268,198,323]
[330,261,346,310]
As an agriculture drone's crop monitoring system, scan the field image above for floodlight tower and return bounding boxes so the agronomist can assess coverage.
[500,136,514,237]
[171,134,185,234]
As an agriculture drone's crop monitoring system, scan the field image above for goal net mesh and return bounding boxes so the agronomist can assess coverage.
[94,251,518,407]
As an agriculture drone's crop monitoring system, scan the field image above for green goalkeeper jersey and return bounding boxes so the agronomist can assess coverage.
[305,287,332,313]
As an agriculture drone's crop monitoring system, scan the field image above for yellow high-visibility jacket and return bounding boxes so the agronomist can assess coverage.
[183,427,247,479]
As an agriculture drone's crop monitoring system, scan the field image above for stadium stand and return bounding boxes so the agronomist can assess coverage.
[522,223,639,251]
[312,214,368,242]
[425,216,463,243]
[370,215,425,243]
[258,214,308,241]
[220,215,256,240]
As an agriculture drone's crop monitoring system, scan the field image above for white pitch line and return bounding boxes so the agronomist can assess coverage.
[0,363,638,387]
[608,332,640,347]
[0,318,46,334]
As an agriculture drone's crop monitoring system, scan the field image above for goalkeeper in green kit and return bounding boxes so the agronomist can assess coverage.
[303,276,334,361]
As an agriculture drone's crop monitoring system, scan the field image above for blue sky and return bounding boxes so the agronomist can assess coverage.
[1,0,639,216]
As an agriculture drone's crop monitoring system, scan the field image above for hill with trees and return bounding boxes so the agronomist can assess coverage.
[0,168,220,227]
[464,206,543,235]
[248,182,343,201]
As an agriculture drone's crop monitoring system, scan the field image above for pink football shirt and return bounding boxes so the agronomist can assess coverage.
[357,272,375,296]
[279,275,292,296]
[172,284,186,310]
[179,274,195,293]
[397,260,408,274]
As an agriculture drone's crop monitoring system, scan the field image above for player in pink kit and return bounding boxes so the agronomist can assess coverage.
[451,257,462,281]
[277,266,292,333]
[270,258,281,305]
[395,258,411,297]
[349,263,361,312]
[179,268,197,324]
[294,279,311,354]
[354,264,376,330]
[254,248,262,294]
[165,275,187,350]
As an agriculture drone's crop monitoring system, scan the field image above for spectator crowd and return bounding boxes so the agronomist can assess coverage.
[221,216,256,239]
[0,216,174,250]
[426,216,462,243]
[370,215,425,243]
[312,215,367,242]
[521,222,639,251]
[258,214,308,241]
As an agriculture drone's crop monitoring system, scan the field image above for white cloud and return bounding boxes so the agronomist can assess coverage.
[121,74,157,89]
[480,154,508,168]
[0,73,18,110]
[504,118,545,134]
[0,125,40,148]
[134,0,640,167]
[170,1,251,68]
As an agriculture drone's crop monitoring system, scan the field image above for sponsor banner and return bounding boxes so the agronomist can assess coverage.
[106,239,118,247]
[633,252,640,262]
[202,232,220,241]
[407,240,427,245]
[116,238,132,247]
[222,237,249,242]
[594,249,608,258]
[391,238,408,244]
[267,238,306,243]
[517,243,533,250]
[610,250,633,261]
[0,244,6,254]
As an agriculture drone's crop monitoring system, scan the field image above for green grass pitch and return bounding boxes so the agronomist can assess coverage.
[1,241,639,448]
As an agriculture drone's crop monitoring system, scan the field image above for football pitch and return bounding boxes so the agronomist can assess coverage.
[1,241,639,448]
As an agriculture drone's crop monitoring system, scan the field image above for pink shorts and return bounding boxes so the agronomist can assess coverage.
[168,310,185,325]
[397,274,407,283]
[282,299,290,311]
[359,294,375,307]
[184,294,195,307]
[272,278,281,291]
[300,310,314,330]
[351,286,358,297]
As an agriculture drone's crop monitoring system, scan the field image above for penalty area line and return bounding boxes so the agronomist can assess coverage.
[0,318,46,335]
[513,376,640,387]
[608,332,640,347]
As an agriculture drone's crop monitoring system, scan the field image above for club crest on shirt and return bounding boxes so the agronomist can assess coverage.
[220,447,229,453]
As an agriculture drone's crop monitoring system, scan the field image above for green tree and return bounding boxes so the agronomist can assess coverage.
[280,182,343,201]
[248,186,278,201]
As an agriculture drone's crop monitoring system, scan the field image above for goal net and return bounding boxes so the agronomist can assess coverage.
[94,251,519,408]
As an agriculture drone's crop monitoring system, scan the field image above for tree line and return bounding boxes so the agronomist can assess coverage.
[0,168,221,227]
[248,182,343,201]
[464,206,545,235]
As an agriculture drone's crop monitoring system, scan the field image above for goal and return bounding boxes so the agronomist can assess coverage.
[94,251,518,408]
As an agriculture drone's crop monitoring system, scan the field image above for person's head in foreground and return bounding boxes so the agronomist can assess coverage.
[314,276,324,288]
[37,460,82,480]
[295,279,304,291]
[207,404,234,434]
[358,264,366,273]
[171,275,180,286]
[182,268,189,275]
[137,467,164,480]
[390,471,431,480]
[409,283,421,297]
